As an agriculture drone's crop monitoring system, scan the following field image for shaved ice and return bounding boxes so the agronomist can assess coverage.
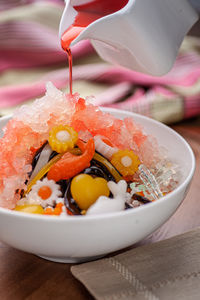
[0,83,177,213]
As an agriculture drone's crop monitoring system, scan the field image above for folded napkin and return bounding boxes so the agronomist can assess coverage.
[0,1,200,124]
[71,227,200,300]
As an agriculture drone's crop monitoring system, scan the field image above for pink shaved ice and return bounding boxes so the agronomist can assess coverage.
[0,82,164,209]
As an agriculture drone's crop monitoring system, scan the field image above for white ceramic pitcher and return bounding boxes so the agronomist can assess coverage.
[59,0,198,76]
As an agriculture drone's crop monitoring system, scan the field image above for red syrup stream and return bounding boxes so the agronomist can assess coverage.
[61,0,129,95]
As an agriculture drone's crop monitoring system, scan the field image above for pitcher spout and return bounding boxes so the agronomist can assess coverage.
[59,0,199,76]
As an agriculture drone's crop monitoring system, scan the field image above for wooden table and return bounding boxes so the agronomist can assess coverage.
[1,17,200,300]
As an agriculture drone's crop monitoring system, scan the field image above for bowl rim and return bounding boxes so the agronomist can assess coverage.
[0,108,195,222]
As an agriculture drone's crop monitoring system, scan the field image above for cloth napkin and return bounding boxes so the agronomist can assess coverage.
[0,0,200,124]
[71,227,200,300]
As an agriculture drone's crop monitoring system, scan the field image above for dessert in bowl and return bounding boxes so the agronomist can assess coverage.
[0,84,195,263]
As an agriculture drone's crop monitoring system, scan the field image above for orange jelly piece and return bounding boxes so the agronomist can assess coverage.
[38,186,52,200]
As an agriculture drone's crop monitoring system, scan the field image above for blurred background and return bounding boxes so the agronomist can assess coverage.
[190,0,200,10]
[0,0,199,125]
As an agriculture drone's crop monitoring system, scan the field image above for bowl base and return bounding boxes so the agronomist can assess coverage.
[38,254,105,264]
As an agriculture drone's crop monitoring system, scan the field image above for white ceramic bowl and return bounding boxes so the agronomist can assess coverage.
[0,109,195,263]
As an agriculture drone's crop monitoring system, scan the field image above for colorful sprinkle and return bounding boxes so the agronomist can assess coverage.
[111,150,140,177]
[48,125,78,153]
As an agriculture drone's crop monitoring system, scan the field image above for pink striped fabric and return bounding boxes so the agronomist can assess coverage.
[0,0,63,11]
[0,19,94,71]
[0,0,200,123]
